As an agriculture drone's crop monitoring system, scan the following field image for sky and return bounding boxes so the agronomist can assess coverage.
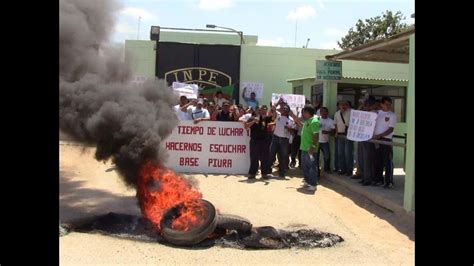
[112,0,414,49]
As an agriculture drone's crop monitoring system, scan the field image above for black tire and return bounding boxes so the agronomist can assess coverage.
[160,199,217,246]
[216,214,253,233]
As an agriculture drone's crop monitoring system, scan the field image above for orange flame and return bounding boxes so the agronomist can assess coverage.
[137,161,205,232]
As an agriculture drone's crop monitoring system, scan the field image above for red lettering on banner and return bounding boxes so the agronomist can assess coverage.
[166,142,202,152]
[177,125,204,135]
[218,127,244,136]
[209,144,247,153]
[208,158,233,168]
[179,157,199,166]
[207,127,216,135]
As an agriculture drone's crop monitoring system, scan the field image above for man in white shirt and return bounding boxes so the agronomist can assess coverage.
[181,98,210,124]
[316,107,335,174]
[333,100,354,176]
[173,95,192,120]
[373,96,397,189]
[269,102,294,178]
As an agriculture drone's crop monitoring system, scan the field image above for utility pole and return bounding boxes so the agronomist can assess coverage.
[137,16,141,40]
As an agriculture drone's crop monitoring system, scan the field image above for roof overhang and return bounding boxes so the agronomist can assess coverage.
[325,27,414,64]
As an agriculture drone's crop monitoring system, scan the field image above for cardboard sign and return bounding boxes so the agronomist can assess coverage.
[346,110,378,141]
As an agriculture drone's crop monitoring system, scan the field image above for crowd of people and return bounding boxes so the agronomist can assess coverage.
[173,89,397,192]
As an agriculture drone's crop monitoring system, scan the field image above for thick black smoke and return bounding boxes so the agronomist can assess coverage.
[60,0,179,187]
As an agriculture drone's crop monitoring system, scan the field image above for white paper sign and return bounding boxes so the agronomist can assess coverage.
[172,82,199,99]
[271,93,306,113]
[241,82,264,99]
[162,121,250,174]
[346,110,378,141]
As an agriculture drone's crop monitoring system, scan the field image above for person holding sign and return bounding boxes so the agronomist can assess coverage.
[373,97,397,189]
[242,87,259,110]
[290,105,320,192]
[359,97,379,186]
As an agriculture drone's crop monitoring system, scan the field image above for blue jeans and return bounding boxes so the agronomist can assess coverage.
[316,142,330,172]
[269,135,289,176]
[336,137,354,174]
[301,151,319,186]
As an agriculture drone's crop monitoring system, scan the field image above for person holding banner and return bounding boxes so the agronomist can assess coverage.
[290,105,320,192]
[244,105,273,179]
[242,87,259,110]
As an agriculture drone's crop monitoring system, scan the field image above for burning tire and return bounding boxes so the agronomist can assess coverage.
[160,199,217,246]
[216,214,253,233]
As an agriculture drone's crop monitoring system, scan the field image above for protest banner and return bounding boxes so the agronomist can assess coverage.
[199,85,235,103]
[162,121,250,174]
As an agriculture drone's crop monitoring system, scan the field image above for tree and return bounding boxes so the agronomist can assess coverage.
[338,11,410,50]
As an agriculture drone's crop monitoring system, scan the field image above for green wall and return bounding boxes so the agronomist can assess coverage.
[239,45,338,105]
[125,40,156,78]
[404,35,415,212]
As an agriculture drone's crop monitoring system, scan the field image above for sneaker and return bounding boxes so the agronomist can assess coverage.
[278,173,285,178]
[358,179,365,184]
[289,162,296,168]
[248,175,256,179]
[261,174,273,179]
[383,183,394,189]
[350,175,362,179]
[301,180,309,187]
[306,185,317,191]
[361,181,372,186]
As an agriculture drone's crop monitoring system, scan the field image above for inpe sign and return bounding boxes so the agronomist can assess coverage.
[156,42,241,102]
[316,60,342,81]
[165,67,232,88]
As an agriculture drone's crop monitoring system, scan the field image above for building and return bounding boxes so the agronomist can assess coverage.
[125,26,414,212]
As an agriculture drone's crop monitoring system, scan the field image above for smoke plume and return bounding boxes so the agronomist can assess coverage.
[59,0,179,187]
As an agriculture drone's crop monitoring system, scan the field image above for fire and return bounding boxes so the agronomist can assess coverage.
[137,161,205,232]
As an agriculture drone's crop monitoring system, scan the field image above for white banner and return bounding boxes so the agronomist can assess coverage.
[271,93,306,113]
[172,82,199,99]
[241,82,264,99]
[347,110,378,142]
[162,121,250,174]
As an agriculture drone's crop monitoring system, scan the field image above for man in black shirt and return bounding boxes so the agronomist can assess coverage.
[244,105,273,179]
